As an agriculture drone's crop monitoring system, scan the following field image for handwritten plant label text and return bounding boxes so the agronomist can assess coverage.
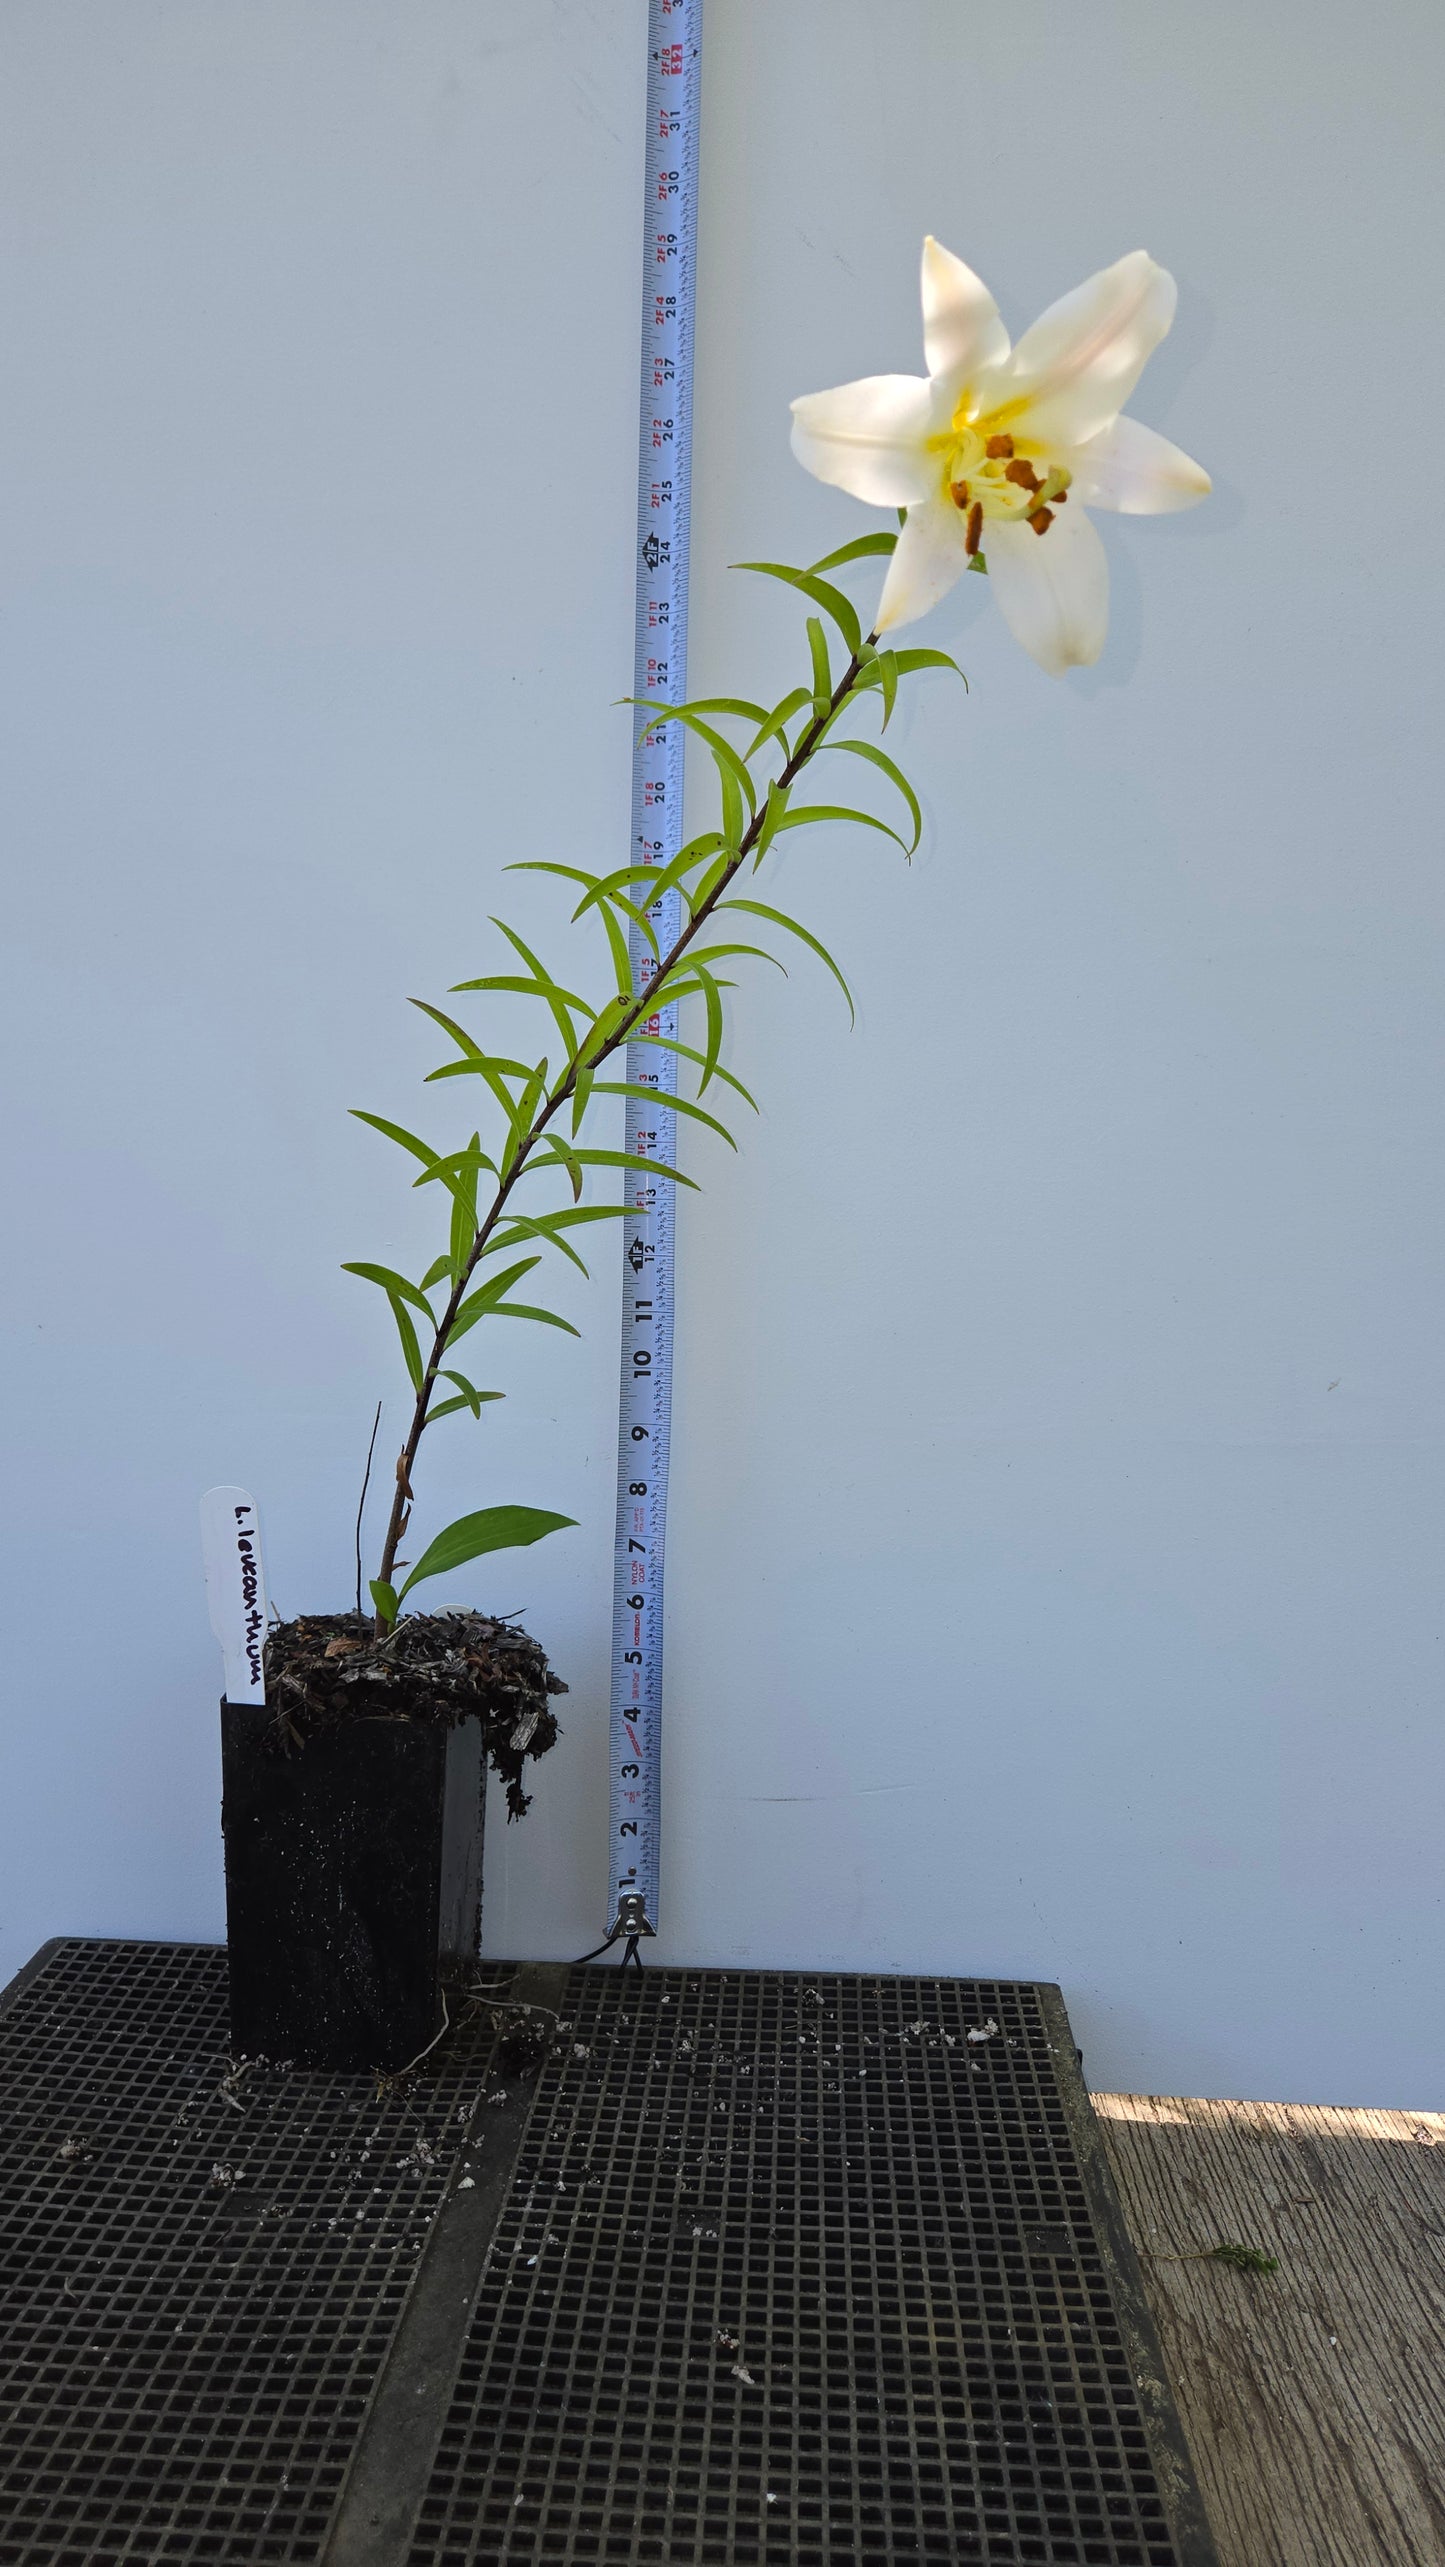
[200,1485,269,1704]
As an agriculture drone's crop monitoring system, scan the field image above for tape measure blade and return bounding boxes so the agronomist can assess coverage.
[605,0,702,1940]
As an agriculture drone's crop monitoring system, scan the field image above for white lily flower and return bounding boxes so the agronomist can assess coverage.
[790,240,1210,676]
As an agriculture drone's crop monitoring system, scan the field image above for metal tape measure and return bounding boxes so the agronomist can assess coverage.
[604,0,702,1942]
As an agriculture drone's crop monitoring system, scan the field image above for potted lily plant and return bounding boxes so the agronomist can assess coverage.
[218,239,1208,2070]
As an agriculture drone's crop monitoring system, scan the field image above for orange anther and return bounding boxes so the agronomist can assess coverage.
[985,434,1015,458]
[950,479,971,509]
[965,500,984,555]
[1028,505,1054,535]
[1005,459,1043,493]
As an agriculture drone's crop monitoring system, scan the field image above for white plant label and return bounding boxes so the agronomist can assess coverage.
[200,1485,269,1704]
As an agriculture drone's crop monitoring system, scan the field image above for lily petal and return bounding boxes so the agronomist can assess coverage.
[875,496,972,633]
[1001,251,1177,449]
[920,236,1010,382]
[790,373,936,506]
[1070,413,1211,514]
[985,509,1110,677]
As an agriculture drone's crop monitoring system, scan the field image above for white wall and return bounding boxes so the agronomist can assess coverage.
[3,0,1441,2107]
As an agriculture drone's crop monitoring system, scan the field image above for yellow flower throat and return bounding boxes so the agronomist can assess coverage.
[942,407,1072,553]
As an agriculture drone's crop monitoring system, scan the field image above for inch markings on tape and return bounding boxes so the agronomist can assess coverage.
[605,0,702,1943]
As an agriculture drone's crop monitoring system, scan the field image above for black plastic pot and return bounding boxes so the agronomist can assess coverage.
[220,1702,485,2071]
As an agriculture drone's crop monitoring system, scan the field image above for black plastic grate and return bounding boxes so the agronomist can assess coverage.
[0,1946,1211,2566]
[0,1939,498,2566]
[411,1968,1206,2566]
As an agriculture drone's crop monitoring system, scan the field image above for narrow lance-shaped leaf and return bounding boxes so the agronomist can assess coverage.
[675,941,787,977]
[628,1031,759,1111]
[450,969,597,1015]
[407,999,534,1074]
[350,1110,451,1182]
[411,1141,503,1195]
[446,1256,543,1343]
[806,531,899,575]
[771,803,910,853]
[570,1053,595,1139]
[484,1203,636,1279]
[573,992,634,1071]
[660,694,770,724]
[393,1505,577,1608]
[438,1368,503,1418]
[751,776,789,871]
[744,686,811,764]
[690,959,726,1091]
[636,970,737,1010]
[341,1261,436,1320]
[568,834,726,924]
[593,892,635,998]
[483,1301,582,1336]
[823,738,922,852]
[717,898,855,1024]
[521,1147,699,1190]
[731,561,863,658]
[714,744,745,853]
[507,864,658,967]
[589,1081,737,1147]
[605,885,663,956]
[498,1059,549,1178]
[386,1290,425,1391]
[624,701,756,813]
[688,848,736,913]
[806,614,832,714]
[449,1132,482,1278]
[489,918,589,1057]
[855,645,968,689]
[534,1134,584,1201]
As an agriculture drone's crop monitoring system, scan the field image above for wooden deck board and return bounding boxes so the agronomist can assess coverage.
[1093,2093,1445,2567]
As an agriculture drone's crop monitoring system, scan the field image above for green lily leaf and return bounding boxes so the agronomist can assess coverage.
[731,561,863,658]
[437,1368,502,1418]
[624,702,757,813]
[394,1504,576,1607]
[628,1031,759,1110]
[744,687,811,763]
[447,1257,543,1341]
[482,1301,581,1336]
[536,1147,699,1188]
[806,531,898,574]
[771,803,909,852]
[589,1080,736,1147]
[807,614,832,713]
[386,1290,425,1390]
[341,1262,435,1319]
[717,898,855,1024]
[349,1110,443,1173]
[823,738,922,852]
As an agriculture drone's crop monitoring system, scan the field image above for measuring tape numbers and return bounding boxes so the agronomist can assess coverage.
[604,0,702,1944]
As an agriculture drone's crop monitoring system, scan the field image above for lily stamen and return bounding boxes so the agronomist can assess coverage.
[965,500,984,556]
[985,434,1015,458]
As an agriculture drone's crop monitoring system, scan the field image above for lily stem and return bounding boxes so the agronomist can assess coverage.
[372,633,878,1632]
